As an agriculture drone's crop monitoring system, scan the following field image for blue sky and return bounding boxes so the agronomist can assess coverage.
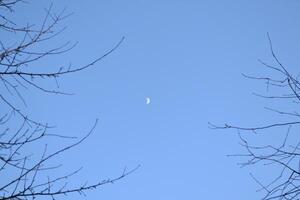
[4,0,300,199]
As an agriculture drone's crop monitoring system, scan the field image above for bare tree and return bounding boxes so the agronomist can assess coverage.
[0,1,138,199]
[210,34,300,200]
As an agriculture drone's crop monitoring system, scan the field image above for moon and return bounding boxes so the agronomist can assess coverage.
[146,97,151,105]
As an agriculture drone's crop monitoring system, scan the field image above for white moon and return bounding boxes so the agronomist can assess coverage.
[146,97,151,104]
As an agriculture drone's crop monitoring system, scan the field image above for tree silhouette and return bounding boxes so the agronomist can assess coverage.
[0,1,138,199]
[210,34,300,200]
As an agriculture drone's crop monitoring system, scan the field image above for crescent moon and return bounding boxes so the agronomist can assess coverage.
[146,97,151,104]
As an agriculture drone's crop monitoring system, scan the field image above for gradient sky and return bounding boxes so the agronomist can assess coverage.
[5,1,300,199]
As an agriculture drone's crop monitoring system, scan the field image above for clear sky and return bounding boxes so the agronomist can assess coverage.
[5,0,300,199]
